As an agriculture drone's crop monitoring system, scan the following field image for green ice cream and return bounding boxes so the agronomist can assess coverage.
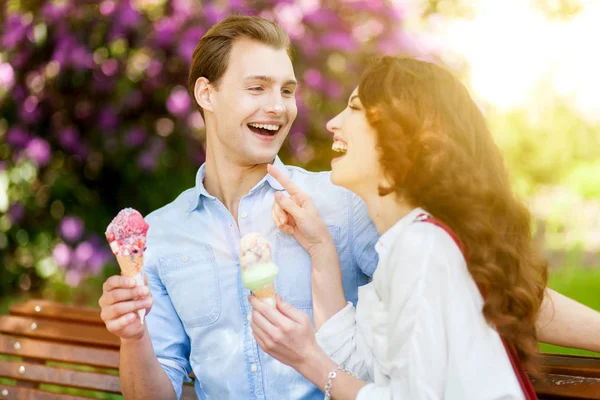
[242,261,279,292]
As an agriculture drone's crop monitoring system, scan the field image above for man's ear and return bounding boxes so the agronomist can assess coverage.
[194,77,214,113]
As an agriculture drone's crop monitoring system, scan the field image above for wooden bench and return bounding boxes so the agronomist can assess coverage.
[0,299,196,399]
[1,300,600,399]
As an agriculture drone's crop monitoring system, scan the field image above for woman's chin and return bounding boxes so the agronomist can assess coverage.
[330,164,351,190]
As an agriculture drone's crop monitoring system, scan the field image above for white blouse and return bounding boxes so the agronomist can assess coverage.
[316,208,525,399]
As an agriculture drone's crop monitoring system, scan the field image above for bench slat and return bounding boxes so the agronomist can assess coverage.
[0,384,92,400]
[0,335,119,369]
[9,300,103,326]
[541,354,600,379]
[533,373,600,399]
[0,359,120,393]
[0,316,119,349]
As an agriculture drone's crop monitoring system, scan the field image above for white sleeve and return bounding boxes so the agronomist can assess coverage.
[315,302,374,380]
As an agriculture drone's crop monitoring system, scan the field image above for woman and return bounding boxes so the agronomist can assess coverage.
[249,57,547,399]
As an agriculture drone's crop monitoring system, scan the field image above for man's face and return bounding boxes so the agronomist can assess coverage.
[207,38,298,166]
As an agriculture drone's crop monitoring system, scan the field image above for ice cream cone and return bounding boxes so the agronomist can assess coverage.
[253,283,276,307]
[116,253,146,324]
[116,254,143,277]
[106,208,149,325]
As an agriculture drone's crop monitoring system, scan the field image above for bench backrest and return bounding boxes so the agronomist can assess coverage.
[0,300,196,399]
[1,299,600,399]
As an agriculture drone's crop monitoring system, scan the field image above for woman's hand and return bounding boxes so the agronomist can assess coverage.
[249,294,325,371]
[268,164,334,257]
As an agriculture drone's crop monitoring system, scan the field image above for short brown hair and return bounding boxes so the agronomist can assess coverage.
[188,14,292,118]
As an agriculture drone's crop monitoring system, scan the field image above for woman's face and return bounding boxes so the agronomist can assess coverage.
[327,87,383,198]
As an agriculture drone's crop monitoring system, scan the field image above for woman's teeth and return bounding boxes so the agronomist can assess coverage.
[332,141,348,153]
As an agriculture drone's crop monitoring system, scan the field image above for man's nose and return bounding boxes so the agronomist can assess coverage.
[264,94,286,115]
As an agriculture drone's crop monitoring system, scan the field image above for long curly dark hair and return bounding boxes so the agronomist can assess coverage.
[359,57,548,373]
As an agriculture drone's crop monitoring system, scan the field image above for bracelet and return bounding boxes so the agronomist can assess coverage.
[324,366,358,400]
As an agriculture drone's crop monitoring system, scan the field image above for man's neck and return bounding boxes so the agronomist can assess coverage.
[203,148,270,221]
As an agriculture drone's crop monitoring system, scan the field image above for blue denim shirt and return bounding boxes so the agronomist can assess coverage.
[144,157,379,399]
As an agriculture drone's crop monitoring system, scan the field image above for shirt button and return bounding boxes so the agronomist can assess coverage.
[182,256,189,263]
[250,364,257,372]
[247,314,251,321]
[241,212,248,219]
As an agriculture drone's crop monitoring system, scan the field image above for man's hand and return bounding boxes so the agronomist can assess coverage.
[98,275,153,341]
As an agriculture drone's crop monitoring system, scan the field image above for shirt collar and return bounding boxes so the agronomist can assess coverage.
[187,156,290,211]
[264,156,289,191]
[374,207,428,258]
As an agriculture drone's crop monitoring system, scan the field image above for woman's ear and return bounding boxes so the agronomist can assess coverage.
[194,77,214,113]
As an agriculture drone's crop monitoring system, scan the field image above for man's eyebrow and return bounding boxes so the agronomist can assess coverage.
[244,76,297,86]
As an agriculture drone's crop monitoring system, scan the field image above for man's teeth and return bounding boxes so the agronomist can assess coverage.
[249,123,280,131]
[332,141,348,153]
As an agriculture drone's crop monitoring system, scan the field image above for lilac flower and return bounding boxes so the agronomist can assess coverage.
[0,63,15,90]
[298,34,318,58]
[97,108,118,131]
[42,1,72,23]
[154,18,179,47]
[322,32,357,52]
[65,269,82,286]
[325,82,343,99]
[1,15,27,49]
[26,138,51,166]
[11,50,32,70]
[101,59,119,76]
[74,241,94,266]
[146,59,162,78]
[115,0,140,28]
[59,216,85,242]
[177,27,206,61]
[7,203,25,224]
[203,5,226,25]
[6,127,31,148]
[87,235,113,274]
[70,46,94,70]
[124,127,146,147]
[138,151,157,171]
[19,97,43,124]
[172,0,195,15]
[99,0,116,16]
[167,86,191,117]
[53,242,73,269]
[13,85,27,102]
[303,9,339,26]
[57,126,80,152]
[52,35,76,65]
[303,69,323,89]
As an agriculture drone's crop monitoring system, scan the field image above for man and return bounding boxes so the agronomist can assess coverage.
[99,15,600,400]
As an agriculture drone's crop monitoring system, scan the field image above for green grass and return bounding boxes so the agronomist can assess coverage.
[540,265,600,357]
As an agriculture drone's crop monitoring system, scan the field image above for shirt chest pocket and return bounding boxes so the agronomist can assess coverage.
[274,225,340,309]
[158,246,221,328]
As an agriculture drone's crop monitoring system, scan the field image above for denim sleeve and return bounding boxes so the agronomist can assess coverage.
[349,192,380,277]
[145,252,192,400]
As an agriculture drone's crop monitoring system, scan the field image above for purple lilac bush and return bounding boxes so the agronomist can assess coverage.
[0,0,413,299]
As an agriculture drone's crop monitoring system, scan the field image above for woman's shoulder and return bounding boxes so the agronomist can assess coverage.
[387,220,466,268]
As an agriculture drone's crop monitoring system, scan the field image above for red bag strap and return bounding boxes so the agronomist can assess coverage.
[416,213,538,400]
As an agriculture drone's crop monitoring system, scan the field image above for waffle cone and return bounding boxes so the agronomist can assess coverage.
[253,283,276,307]
[116,253,143,277]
